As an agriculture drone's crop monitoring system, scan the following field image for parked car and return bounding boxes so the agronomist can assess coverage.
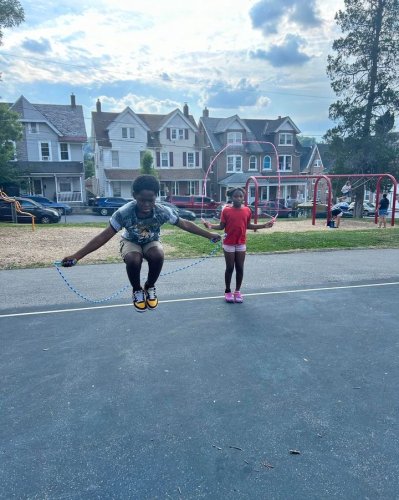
[349,201,376,217]
[22,195,72,215]
[0,197,61,224]
[158,201,196,221]
[249,200,293,218]
[333,201,353,217]
[165,195,218,216]
[92,197,130,215]
[297,201,328,218]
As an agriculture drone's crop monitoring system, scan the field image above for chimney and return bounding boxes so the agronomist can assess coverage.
[70,93,76,108]
[203,107,209,118]
[183,103,189,117]
[96,99,102,113]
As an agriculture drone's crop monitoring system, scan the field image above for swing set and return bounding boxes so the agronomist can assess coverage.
[246,173,398,227]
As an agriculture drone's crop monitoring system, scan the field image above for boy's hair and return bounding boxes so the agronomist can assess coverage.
[226,186,246,198]
[132,175,160,195]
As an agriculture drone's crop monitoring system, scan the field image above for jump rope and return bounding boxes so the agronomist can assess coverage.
[54,141,281,303]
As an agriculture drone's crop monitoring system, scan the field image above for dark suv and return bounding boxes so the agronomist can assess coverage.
[22,195,72,215]
[92,197,130,215]
[0,198,61,224]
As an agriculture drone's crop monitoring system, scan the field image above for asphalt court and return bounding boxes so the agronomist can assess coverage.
[1,250,399,499]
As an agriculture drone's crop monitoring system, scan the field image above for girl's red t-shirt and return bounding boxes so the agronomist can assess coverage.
[221,205,251,245]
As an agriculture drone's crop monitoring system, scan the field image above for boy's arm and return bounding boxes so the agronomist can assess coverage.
[176,218,221,241]
[61,225,117,266]
[247,219,274,230]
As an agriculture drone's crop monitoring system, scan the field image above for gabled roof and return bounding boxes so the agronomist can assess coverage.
[316,143,334,171]
[106,107,150,133]
[10,95,87,141]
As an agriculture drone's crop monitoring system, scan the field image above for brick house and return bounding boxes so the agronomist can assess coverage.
[91,101,205,199]
[7,94,87,203]
[198,109,308,203]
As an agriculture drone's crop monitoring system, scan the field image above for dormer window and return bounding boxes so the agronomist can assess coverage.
[279,133,293,146]
[122,127,134,139]
[171,128,185,140]
[227,132,242,145]
[29,123,39,134]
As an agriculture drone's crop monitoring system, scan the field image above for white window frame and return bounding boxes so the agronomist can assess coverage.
[187,152,195,168]
[160,152,170,168]
[58,178,72,193]
[227,132,242,145]
[111,150,119,167]
[171,181,179,195]
[29,122,39,134]
[279,133,293,146]
[112,181,122,197]
[188,181,197,195]
[39,141,51,161]
[227,155,242,173]
[249,155,257,170]
[59,142,70,161]
[171,128,184,140]
[278,155,292,171]
[314,159,322,167]
[122,127,135,139]
[262,155,272,170]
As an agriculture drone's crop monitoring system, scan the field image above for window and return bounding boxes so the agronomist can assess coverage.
[227,132,242,144]
[278,155,292,171]
[279,133,293,145]
[40,142,51,161]
[263,156,271,170]
[113,181,121,197]
[227,155,242,173]
[171,181,179,195]
[59,179,72,192]
[249,155,257,170]
[187,152,194,168]
[59,143,69,161]
[314,159,322,167]
[111,150,119,167]
[161,152,169,167]
[189,181,197,195]
[122,127,134,139]
[29,123,39,134]
[171,128,185,140]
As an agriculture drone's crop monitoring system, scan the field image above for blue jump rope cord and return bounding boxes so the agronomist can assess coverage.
[54,241,222,304]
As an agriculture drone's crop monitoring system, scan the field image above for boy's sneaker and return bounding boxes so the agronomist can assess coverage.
[133,289,147,312]
[234,291,243,303]
[225,291,234,303]
[145,286,158,310]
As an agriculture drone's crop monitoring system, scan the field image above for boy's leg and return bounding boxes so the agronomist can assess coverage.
[123,252,143,291]
[144,243,164,288]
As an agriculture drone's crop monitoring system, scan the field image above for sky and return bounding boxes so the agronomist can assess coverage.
[0,0,346,140]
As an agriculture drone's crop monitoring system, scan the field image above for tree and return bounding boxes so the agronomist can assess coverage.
[325,0,399,214]
[0,103,23,187]
[84,153,95,179]
[0,0,25,46]
[140,150,158,177]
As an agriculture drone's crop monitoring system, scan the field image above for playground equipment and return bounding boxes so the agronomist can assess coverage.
[0,190,35,230]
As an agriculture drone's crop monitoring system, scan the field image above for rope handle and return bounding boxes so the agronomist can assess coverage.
[54,259,77,267]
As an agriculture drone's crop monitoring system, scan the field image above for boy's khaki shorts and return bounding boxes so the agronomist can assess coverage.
[120,239,163,260]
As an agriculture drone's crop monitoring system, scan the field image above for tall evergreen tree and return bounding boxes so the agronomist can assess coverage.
[0,103,23,187]
[0,0,24,46]
[325,0,399,212]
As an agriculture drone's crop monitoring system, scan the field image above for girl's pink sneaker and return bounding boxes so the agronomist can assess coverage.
[234,291,243,303]
[225,292,234,303]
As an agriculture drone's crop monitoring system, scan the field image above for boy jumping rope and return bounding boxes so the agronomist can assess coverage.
[61,175,221,312]
[203,187,274,303]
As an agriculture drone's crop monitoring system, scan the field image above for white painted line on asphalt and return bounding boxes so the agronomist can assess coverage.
[1,281,399,319]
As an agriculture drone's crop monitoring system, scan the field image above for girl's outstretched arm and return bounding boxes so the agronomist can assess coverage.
[247,219,274,230]
[203,220,225,230]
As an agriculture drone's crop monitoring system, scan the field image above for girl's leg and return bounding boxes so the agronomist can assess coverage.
[224,250,235,292]
[124,251,143,291]
[234,251,246,291]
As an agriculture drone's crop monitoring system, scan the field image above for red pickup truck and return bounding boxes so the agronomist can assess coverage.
[165,195,219,216]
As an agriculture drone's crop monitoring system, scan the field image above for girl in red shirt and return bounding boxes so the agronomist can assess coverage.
[204,187,274,303]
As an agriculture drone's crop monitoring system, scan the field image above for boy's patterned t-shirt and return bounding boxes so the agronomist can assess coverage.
[109,201,179,244]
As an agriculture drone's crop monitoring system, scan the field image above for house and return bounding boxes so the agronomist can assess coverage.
[91,101,205,199]
[198,109,308,203]
[299,143,334,202]
[7,94,87,203]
